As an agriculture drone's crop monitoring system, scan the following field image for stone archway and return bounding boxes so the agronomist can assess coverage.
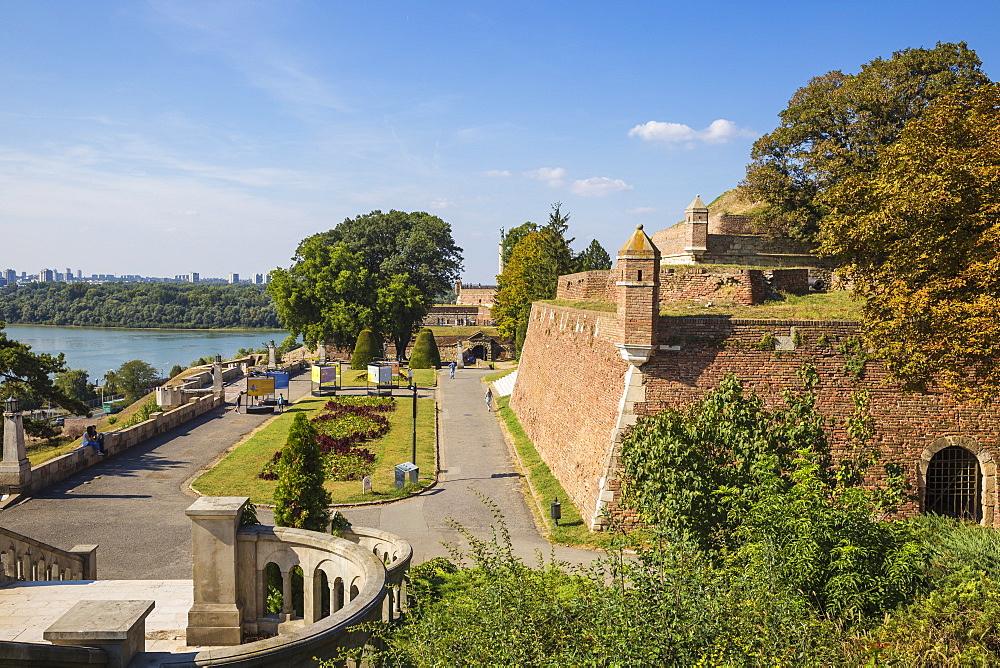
[917,436,996,526]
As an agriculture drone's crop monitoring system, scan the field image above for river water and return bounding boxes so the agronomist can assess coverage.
[3,324,287,378]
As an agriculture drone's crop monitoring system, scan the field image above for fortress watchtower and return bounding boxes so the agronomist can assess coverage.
[683,194,709,260]
[615,224,660,366]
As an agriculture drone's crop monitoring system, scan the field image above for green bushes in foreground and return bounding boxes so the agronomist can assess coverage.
[322,367,1000,667]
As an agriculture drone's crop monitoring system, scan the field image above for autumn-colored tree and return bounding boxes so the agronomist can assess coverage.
[742,42,989,241]
[821,83,1000,401]
[273,413,331,531]
[492,232,553,340]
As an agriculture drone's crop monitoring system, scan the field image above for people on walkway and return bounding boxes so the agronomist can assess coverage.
[82,425,106,455]
[449,361,457,379]
[234,390,243,413]
[277,394,286,413]
[485,387,493,412]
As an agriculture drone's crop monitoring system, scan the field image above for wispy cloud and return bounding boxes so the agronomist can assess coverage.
[482,169,511,177]
[628,119,755,147]
[523,167,566,187]
[427,197,455,209]
[570,177,633,197]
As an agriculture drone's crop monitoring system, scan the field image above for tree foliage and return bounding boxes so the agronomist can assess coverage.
[618,368,918,617]
[408,328,440,369]
[269,210,462,358]
[0,282,279,328]
[115,360,159,401]
[741,42,989,240]
[492,232,553,339]
[54,369,92,403]
[273,412,331,531]
[574,239,612,271]
[0,324,89,416]
[820,83,1000,401]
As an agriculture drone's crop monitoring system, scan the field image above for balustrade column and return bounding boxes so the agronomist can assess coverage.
[282,568,294,618]
[304,572,318,624]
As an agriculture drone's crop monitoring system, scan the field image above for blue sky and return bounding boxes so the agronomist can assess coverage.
[1,1,998,284]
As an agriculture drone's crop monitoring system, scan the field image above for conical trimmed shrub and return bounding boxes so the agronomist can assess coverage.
[351,329,380,370]
[273,413,331,531]
[409,328,441,369]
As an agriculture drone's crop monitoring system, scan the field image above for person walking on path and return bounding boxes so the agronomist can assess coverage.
[234,390,243,413]
[277,393,286,413]
[449,361,457,379]
[485,386,493,412]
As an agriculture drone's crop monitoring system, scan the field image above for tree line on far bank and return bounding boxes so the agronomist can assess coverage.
[0,282,281,329]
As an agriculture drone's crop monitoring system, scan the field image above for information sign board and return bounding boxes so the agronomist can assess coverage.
[246,376,275,397]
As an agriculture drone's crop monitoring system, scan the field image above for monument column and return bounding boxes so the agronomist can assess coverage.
[185,496,248,646]
[0,397,31,496]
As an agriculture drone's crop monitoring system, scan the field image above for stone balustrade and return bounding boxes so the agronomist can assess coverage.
[180,497,412,666]
[0,526,96,583]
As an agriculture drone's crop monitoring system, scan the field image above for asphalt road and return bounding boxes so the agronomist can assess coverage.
[0,367,600,580]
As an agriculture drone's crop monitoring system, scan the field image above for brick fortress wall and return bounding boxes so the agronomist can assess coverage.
[511,308,1000,528]
[509,304,627,521]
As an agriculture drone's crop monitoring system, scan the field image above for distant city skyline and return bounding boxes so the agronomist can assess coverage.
[0,265,272,286]
[2,2,999,283]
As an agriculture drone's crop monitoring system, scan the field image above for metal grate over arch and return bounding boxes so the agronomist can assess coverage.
[926,446,983,522]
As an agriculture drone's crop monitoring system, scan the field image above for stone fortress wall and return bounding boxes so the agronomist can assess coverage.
[511,218,1000,531]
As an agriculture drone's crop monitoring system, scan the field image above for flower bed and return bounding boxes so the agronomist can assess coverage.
[259,397,396,481]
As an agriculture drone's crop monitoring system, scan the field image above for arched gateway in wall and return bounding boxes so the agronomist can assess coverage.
[918,436,997,525]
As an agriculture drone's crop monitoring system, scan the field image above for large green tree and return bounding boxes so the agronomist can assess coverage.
[821,83,1000,401]
[115,360,159,401]
[741,42,989,241]
[54,369,92,404]
[269,210,462,358]
[492,232,554,340]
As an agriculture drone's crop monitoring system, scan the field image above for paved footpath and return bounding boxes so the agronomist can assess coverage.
[300,368,599,567]
[0,374,314,580]
[0,368,600,580]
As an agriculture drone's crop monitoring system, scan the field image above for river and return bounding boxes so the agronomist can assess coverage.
[2,324,288,378]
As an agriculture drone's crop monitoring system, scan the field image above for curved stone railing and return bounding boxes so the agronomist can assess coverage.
[0,526,96,584]
[166,523,411,667]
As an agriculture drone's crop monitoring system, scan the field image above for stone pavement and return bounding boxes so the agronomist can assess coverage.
[0,373,314,580]
[0,580,192,652]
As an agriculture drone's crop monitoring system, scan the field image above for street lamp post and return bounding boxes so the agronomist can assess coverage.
[410,373,417,465]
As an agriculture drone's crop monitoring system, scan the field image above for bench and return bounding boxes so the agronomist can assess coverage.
[44,599,154,668]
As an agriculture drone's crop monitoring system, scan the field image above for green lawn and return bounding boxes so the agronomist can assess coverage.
[193,369,438,505]
[494,394,612,550]
[26,438,82,466]
[660,289,862,320]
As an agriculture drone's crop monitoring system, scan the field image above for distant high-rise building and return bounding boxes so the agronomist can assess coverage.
[76,269,82,279]
[255,273,264,284]
[39,268,54,282]
[3,269,15,285]
[191,272,199,283]
[228,273,239,284]
[66,268,72,282]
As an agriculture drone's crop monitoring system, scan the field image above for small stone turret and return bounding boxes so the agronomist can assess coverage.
[615,224,660,365]
[684,194,709,258]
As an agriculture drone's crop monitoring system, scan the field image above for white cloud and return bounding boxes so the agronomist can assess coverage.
[523,167,567,187]
[570,177,633,197]
[628,119,754,146]
[627,206,657,214]
[482,169,511,177]
[427,197,455,209]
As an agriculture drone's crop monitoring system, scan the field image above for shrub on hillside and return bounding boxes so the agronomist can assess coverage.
[409,328,440,369]
[351,329,380,369]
